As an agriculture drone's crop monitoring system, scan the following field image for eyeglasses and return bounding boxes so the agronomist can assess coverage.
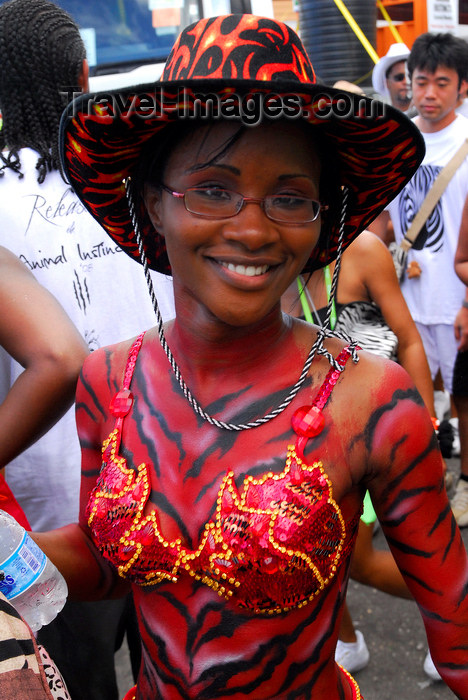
[159,185,327,224]
[389,72,407,83]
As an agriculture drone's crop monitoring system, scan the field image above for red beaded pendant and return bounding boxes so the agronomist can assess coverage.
[291,405,325,438]
[109,389,134,417]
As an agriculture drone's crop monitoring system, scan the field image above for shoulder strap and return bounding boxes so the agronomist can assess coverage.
[107,331,146,453]
[400,138,468,252]
[109,331,146,419]
[122,332,146,390]
[294,344,354,459]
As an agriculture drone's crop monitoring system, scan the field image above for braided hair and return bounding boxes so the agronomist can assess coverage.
[0,0,85,182]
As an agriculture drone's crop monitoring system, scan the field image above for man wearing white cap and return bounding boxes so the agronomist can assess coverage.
[372,42,412,112]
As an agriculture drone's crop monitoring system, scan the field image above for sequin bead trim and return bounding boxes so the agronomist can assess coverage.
[293,345,354,456]
[338,664,362,699]
[313,346,353,410]
[122,687,136,700]
[86,336,360,614]
[87,432,357,613]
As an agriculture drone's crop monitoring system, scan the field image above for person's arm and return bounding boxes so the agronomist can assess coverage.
[454,194,468,351]
[31,347,131,601]
[31,522,129,600]
[349,232,436,416]
[366,361,468,694]
[367,209,394,245]
[0,247,89,467]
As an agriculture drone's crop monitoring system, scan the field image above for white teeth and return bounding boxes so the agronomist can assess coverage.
[223,262,269,276]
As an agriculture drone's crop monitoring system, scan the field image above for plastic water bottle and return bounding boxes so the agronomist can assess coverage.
[0,511,68,632]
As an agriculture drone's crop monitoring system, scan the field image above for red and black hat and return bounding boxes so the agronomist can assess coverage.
[59,14,424,275]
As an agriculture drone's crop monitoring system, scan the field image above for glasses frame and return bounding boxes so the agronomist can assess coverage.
[159,184,328,224]
[389,72,407,83]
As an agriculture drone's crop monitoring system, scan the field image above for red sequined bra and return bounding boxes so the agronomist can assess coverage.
[87,333,360,615]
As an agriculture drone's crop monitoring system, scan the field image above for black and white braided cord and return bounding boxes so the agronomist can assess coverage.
[125,180,355,431]
[315,187,360,365]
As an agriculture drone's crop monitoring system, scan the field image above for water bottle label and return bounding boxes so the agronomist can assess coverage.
[0,531,47,599]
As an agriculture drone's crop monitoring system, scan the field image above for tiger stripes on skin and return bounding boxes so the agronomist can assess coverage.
[75,329,468,699]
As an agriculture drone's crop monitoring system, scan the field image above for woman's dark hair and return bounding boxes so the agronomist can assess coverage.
[0,0,86,182]
[131,116,342,267]
[407,32,468,85]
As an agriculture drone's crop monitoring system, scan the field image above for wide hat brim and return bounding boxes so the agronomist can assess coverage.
[59,17,424,275]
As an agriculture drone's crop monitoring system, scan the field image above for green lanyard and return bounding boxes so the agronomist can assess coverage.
[323,265,337,330]
[297,276,314,323]
[297,267,337,330]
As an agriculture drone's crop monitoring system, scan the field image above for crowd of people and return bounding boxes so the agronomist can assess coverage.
[369,31,468,527]
[0,0,173,697]
[334,31,468,683]
[0,0,468,698]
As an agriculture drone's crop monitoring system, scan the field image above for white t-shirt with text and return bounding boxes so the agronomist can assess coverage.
[0,148,175,530]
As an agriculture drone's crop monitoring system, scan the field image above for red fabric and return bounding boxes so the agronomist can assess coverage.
[0,472,30,529]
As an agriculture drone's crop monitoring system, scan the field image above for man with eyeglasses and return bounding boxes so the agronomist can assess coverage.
[372,42,412,113]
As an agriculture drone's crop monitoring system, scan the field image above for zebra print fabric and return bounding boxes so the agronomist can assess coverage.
[333,301,398,361]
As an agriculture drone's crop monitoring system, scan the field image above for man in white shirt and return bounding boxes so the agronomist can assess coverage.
[369,32,468,528]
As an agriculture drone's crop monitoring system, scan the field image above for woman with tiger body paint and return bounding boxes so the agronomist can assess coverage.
[29,14,468,700]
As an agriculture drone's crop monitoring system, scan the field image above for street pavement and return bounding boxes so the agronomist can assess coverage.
[115,458,467,699]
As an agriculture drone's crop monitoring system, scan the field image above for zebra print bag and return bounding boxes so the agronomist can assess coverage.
[389,241,407,282]
[333,301,398,361]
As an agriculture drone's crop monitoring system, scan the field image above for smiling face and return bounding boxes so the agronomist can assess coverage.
[144,120,323,329]
[411,65,467,131]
